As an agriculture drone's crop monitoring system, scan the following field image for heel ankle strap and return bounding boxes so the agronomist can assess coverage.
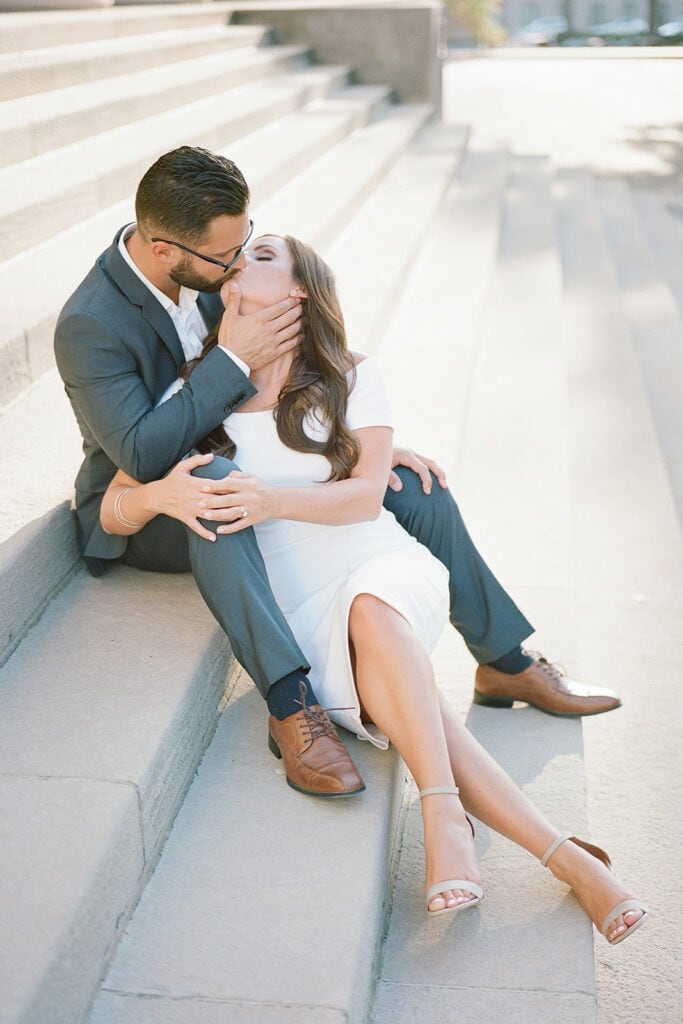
[540,831,573,867]
[419,786,460,798]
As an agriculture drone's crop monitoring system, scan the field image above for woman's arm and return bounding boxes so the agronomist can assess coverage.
[200,425,394,535]
[100,454,219,542]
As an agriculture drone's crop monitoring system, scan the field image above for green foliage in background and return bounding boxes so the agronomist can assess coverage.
[446,0,505,44]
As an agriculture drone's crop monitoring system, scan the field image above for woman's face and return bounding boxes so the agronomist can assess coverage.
[236,235,305,314]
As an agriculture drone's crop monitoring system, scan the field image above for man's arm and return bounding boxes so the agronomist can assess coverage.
[55,311,254,482]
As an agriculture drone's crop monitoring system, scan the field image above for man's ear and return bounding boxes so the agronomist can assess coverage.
[151,240,176,266]
[290,286,307,299]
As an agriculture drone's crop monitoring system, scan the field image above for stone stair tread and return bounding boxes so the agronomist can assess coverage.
[0,22,266,101]
[327,121,470,353]
[454,151,571,592]
[0,21,260,76]
[597,176,683,522]
[0,67,348,259]
[87,671,402,1024]
[0,43,310,165]
[374,136,510,468]
[0,564,233,1024]
[258,102,433,249]
[0,2,237,53]
[631,186,683,319]
[0,774,143,1024]
[554,167,683,606]
[225,80,383,204]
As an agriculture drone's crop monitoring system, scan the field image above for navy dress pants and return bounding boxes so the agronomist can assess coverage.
[122,458,533,697]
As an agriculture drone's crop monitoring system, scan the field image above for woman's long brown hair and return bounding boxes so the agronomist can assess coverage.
[183,235,359,481]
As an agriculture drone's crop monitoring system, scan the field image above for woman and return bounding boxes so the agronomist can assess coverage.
[101,235,647,939]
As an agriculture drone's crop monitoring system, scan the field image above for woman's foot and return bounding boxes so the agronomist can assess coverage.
[543,835,647,944]
[420,791,483,914]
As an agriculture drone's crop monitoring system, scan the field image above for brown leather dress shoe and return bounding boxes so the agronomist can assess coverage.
[473,651,621,717]
[268,692,366,798]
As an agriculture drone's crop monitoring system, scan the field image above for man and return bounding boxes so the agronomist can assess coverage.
[54,146,620,799]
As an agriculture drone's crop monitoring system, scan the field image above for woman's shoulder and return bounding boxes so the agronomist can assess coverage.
[347,353,383,385]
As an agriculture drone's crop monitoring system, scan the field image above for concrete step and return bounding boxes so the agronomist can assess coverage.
[257,102,433,251]
[0,565,235,1024]
[228,84,389,207]
[0,370,82,666]
[455,151,572,592]
[0,43,312,167]
[0,22,268,102]
[87,671,403,1024]
[0,2,237,54]
[553,166,682,1016]
[371,133,510,463]
[370,147,597,1022]
[631,186,683,322]
[0,65,350,261]
[326,121,470,355]
[597,177,683,526]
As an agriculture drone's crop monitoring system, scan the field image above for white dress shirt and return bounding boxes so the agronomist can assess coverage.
[118,224,249,374]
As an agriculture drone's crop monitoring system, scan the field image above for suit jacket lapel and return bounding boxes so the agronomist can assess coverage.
[198,291,223,333]
[102,228,186,368]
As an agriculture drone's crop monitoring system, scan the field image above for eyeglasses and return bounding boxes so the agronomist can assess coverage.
[151,219,254,273]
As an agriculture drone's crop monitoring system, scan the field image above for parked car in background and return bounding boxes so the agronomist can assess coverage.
[511,15,568,45]
[589,16,649,42]
[656,20,683,43]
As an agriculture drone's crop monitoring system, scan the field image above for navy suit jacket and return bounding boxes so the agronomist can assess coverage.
[54,227,256,566]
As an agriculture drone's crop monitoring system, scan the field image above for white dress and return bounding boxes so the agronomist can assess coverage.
[225,357,450,749]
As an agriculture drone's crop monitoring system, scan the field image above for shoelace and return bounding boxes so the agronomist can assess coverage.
[294,681,352,743]
[522,649,567,681]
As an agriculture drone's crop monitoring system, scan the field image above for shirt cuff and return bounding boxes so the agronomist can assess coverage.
[216,346,250,377]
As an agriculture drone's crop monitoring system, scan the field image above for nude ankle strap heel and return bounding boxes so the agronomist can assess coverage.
[539,832,648,945]
[419,786,484,917]
[419,786,461,798]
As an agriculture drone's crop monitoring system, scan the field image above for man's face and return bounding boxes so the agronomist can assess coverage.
[168,213,251,293]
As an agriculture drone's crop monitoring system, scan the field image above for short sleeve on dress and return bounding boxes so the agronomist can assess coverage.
[346,356,393,431]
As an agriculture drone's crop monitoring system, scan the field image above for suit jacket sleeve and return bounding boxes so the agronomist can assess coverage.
[55,309,257,482]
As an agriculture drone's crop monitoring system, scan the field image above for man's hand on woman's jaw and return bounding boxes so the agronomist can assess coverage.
[389,447,448,495]
[218,280,303,372]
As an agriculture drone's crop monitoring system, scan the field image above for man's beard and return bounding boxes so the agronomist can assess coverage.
[169,255,239,294]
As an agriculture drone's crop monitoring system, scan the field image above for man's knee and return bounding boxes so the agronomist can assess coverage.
[384,467,460,529]
[189,454,239,482]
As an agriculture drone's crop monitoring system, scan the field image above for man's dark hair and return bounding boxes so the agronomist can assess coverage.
[135,146,250,245]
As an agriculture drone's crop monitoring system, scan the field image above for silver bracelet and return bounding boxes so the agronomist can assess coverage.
[113,486,143,529]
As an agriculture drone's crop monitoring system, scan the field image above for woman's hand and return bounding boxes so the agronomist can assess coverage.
[198,470,277,534]
[388,447,448,494]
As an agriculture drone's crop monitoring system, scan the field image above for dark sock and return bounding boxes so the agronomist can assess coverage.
[486,646,533,675]
[267,669,320,720]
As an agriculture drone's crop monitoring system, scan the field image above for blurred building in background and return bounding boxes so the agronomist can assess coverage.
[499,0,683,36]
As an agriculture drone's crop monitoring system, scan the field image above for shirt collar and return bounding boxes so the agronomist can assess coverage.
[118,224,199,314]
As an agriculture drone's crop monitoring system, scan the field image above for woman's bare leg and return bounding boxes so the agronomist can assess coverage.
[348,595,480,912]
[436,693,645,941]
